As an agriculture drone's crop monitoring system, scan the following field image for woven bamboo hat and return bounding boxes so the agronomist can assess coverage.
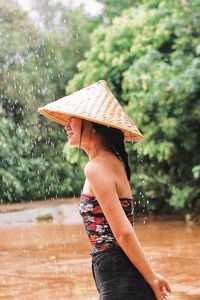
[38,80,143,142]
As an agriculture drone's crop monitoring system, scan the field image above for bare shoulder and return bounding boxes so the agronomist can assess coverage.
[84,156,114,179]
[84,157,117,198]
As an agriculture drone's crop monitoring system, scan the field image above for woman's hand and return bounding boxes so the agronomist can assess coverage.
[150,273,171,300]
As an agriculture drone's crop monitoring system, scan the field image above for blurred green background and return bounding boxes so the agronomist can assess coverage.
[0,0,200,220]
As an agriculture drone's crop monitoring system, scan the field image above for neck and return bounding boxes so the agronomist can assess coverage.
[81,137,110,161]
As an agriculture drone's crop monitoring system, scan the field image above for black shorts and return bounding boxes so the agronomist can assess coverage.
[91,247,155,300]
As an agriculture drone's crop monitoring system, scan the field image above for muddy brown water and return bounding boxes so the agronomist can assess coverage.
[0,198,199,300]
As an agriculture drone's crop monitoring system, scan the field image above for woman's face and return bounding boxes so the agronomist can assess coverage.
[65,117,92,147]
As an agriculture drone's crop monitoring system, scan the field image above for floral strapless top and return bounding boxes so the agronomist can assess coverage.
[79,193,134,253]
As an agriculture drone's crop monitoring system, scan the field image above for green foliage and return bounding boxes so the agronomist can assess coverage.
[0,111,70,202]
[1,0,200,217]
[67,0,200,215]
[96,0,141,21]
[192,165,200,180]
[0,0,93,202]
[169,186,193,210]
[63,143,87,169]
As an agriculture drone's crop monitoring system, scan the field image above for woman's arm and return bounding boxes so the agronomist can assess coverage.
[84,161,171,300]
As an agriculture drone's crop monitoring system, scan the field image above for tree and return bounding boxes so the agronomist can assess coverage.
[67,0,200,216]
[96,0,141,22]
[0,0,93,202]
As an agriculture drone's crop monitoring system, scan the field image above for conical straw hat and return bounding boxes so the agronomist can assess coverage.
[38,80,143,142]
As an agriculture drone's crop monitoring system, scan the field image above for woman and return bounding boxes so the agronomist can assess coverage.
[38,80,171,300]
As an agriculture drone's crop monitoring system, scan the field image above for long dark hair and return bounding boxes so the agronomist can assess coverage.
[92,123,131,181]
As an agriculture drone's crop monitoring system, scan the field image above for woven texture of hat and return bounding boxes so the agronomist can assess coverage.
[38,80,143,142]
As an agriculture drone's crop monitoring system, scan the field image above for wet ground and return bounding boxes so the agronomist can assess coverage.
[0,198,199,300]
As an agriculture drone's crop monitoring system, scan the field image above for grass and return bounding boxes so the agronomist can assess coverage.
[35,211,53,221]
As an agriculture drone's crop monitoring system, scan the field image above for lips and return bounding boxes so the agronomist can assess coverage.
[67,132,73,138]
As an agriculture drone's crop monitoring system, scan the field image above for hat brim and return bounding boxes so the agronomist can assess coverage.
[38,107,144,142]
